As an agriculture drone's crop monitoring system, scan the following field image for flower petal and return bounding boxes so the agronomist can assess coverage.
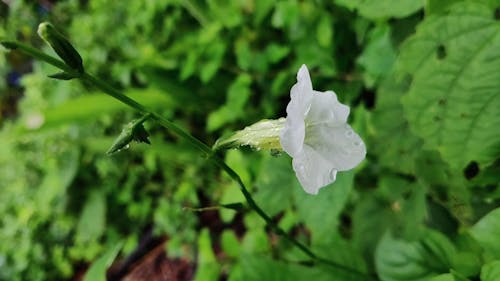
[280,117,305,157]
[289,64,313,117]
[292,145,337,194]
[305,123,366,171]
[306,90,350,125]
[280,64,313,157]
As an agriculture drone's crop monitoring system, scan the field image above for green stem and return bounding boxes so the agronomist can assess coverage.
[5,40,377,280]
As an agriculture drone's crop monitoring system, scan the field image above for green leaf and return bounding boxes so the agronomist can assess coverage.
[294,171,354,244]
[83,242,123,281]
[370,70,422,174]
[334,0,424,20]
[29,88,173,131]
[357,24,397,88]
[194,228,221,281]
[48,71,78,80]
[106,115,151,155]
[470,207,500,259]
[254,154,296,216]
[398,2,500,170]
[221,230,241,258]
[207,74,252,131]
[427,273,455,281]
[425,0,461,15]
[353,176,427,258]
[316,16,333,48]
[76,190,106,244]
[228,254,344,281]
[481,260,500,281]
[375,229,456,281]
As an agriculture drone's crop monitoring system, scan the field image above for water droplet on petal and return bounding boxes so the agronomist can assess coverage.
[296,164,305,173]
[353,141,361,147]
[304,105,311,117]
[329,169,337,181]
[345,130,353,138]
[341,145,351,155]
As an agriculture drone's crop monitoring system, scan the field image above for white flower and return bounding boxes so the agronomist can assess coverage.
[280,65,366,195]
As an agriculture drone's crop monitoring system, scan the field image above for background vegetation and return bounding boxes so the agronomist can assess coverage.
[0,0,499,280]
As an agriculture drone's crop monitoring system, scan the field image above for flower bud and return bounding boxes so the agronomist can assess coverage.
[213,118,285,151]
[37,22,84,73]
[107,115,151,155]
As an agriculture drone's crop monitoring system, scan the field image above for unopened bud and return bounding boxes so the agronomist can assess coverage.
[213,118,285,151]
[37,22,84,73]
[107,115,151,155]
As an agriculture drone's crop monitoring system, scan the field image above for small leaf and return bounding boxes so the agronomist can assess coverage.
[335,0,423,19]
[481,260,500,281]
[470,207,500,259]
[193,229,220,281]
[48,72,78,80]
[83,242,123,281]
[0,40,18,50]
[221,202,245,211]
[375,229,456,281]
[106,114,151,155]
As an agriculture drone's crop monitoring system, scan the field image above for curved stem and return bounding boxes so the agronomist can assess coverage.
[6,40,377,280]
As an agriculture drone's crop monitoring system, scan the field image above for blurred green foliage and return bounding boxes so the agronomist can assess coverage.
[0,0,499,280]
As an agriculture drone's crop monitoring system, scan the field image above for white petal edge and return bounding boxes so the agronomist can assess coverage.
[292,145,337,195]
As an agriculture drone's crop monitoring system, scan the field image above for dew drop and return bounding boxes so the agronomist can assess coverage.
[124,144,130,150]
[345,130,353,138]
[297,164,305,173]
[328,169,337,181]
[353,141,361,147]
[304,105,311,116]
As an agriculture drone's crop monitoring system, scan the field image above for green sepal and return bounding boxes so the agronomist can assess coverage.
[48,72,78,80]
[106,114,151,155]
[213,118,285,152]
[0,40,17,50]
[37,22,84,74]
[221,202,245,211]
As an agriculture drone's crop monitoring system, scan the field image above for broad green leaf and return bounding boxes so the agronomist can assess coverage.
[353,176,427,258]
[294,171,354,244]
[470,207,500,259]
[83,242,123,281]
[427,274,455,281]
[254,154,296,216]
[194,228,220,281]
[30,89,173,131]
[375,229,456,281]
[481,260,500,281]
[228,254,349,281]
[370,70,422,174]
[335,0,424,20]
[398,2,500,170]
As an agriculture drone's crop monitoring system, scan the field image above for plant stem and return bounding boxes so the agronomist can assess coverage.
[5,40,377,280]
